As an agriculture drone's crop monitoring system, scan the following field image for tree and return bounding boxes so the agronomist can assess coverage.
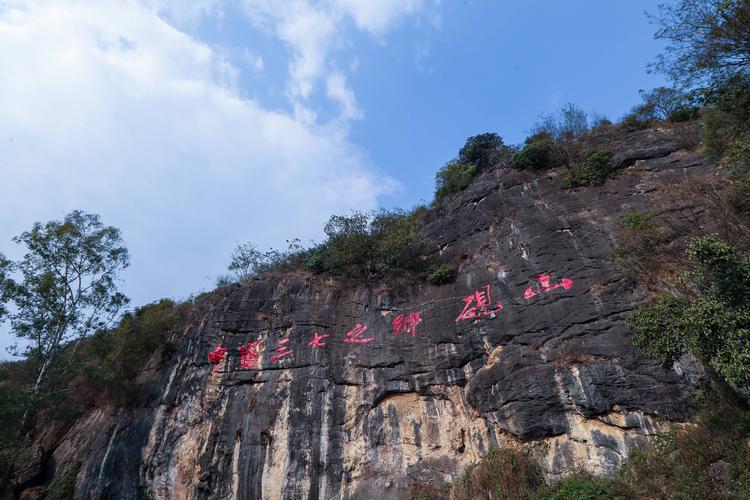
[638,87,693,120]
[0,253,12,322]
[4,210,129,434]
[227,242,265,281]
[529,103,589,143]
[650,0,750,88]
[320,209,429,279]
[511,137,567,170]
[558,103,590,142]
[457,133,514,171]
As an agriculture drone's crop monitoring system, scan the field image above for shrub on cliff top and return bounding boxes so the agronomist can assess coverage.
[561,149,614,188]
[434,161,477,201]
[457,132,515,171]
[511,136,567,170]
[310,209,430,279]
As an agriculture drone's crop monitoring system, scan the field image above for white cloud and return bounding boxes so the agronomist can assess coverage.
[240,0,439,123]
[326,72,362,121]
[242,48,265,73]
[0,0,393,309]
[331,0,427,35]
[0,0,440,355]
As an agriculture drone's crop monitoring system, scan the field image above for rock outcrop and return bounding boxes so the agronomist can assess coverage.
[17,124,712,499]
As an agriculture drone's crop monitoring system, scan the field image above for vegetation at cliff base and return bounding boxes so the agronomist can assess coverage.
[408,395,750,499]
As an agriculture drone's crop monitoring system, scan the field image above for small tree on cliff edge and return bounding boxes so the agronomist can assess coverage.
[1,210,129,436]
[650,0,750,88]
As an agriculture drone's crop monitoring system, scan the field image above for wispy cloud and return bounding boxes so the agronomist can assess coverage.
[0,0,439,354]
[238,0,439,123]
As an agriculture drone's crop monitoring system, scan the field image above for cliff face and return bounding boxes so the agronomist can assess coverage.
[24,124,711,499]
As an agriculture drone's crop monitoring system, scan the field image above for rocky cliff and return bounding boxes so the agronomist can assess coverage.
[16,123,713,499]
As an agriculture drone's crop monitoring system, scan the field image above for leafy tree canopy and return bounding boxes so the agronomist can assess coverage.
[457,133,515,171]
[650,0,750,88]
[628,235,750,398]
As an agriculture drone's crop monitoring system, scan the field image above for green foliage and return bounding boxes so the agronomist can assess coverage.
[547,473,614,500]
[432,133,513,201]
[96,299,190,405]
[227,241,296,282]
[409,393,750,498]
[669,106,701,122]
[457,132,515,171]
[310,209,431,279]
[702,75,750,176]
[616,393,750,499]
[650,0,750,88]
[223,208,445,283]
[434,161,477,200]
[628,235,750,397]
[7,210,130,360]
[561,149,614,188]
[623,211,660,232]
[512,138,567,170]
[620,87,696,128]
[620,103,656,129]
[450,448,544,500]
[1,211,130,437]
[628,295,693,363]
[426,262,456,285]
[0,253,11,322]
[0,369,33,445]
[638,87,697,122]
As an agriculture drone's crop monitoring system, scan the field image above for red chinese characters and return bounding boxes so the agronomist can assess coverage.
[307,332,330,348]
[208,344,228,373]
[456,285,503,322]
[270,337,293,363]
[392,312,422,336]
[239,339,263,369]
[523,274,573,300]
[343,323,374,344]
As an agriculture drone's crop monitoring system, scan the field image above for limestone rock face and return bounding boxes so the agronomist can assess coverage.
[32,125,709,499]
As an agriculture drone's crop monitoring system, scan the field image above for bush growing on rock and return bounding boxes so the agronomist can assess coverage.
[457,132,515,171]
[434,161,477,201]
[628,235,750,398]
[511,134,567,170]
[426,262,456,285]
[308,209,431,279]
[561,149,614,187]
[433,132,514,202]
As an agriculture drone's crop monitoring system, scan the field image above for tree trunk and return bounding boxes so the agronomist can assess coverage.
[17,324,66,439]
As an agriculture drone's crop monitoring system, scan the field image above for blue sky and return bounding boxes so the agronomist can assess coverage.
[0,0,668,357]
